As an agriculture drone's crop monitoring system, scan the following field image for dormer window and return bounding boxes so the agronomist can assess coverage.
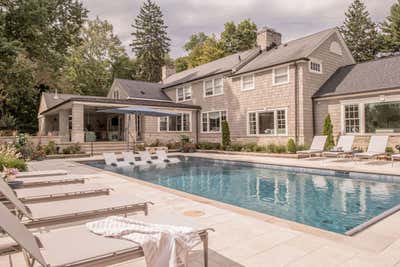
[309,59,322,74]
[177,85,191,102]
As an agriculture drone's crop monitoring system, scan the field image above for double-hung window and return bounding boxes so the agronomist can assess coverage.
[241,74,255,91]
[248,109,287,135]
[176,85,191,102]
[344,104,360,134]
[201,111,227,133]
[273,66,289,85]
[203,78,223,97]
[159,113,191,132]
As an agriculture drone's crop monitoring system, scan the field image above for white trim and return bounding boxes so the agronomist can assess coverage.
[200,110,227,134]
[126,97,173,103]
[272,65,290,86]
[158,112,192,133]
[246,107,288,136]
[240,73,255,91]
[176,85,192,102]
[308,58,323,74]
[203,77,224,98]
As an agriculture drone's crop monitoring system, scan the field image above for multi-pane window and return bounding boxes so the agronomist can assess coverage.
[177,85,191,102]
[204,78,223,97]
[201,111,227,133]
[113,90,119,99]
[309,60,322,74]
[241,74,255,91]
[248,109,287,135]
[344,104,360,133]
[159,113,191,132]
[273,66,289,85]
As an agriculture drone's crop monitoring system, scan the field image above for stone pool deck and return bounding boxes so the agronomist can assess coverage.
[2,152,400,267]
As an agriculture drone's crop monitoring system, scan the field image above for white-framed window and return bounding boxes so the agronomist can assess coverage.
[158,113,191,132]
[203,78,223,97]
[201,111,227,133]
[344,104,360,134]
[176,85,191,102]
[241,74,255,91]
[272,66,289,86]
[113,90,119,99]
[247,108,287,136]
[309,59,322,74]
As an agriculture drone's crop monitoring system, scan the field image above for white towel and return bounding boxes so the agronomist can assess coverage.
[86,216,201,267]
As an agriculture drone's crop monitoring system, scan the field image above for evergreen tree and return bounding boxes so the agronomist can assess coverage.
[221,120,231,148]
[381,0,400,52]
[323,114,335,151]
[131,0,170,82]
[340,0,380,62]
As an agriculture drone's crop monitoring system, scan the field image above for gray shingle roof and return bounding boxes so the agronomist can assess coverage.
[43,93,105,109]
[161,48,260,88]
[234,28,336,75]
[314,55,400,98]
[114,79,171,101]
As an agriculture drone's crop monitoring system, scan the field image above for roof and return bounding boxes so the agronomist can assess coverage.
[234,28,337,75]
[314,55,400,98]
[161,48,260,88]
[114,79,171,101]
[43,93,105,110]
[40,96,201,115]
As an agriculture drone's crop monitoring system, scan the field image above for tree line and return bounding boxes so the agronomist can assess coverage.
[1,0,400,134]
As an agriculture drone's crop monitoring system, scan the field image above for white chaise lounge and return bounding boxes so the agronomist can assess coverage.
[354,136,389,161]
[322,135,355,158]
[155,150,180,164]
[297,136,327,157]
[103,153,130,167]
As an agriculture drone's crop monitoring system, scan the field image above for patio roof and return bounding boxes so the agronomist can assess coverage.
[40,96,201,115]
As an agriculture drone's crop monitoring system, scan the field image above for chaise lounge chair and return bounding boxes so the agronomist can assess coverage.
[14,174,87,188]
[354,136,389,161]
[15,170,68,179]
[0,178,151,229]
[155,150,180,164]
[0,202,214,267]
[322,135,355,158]
[297,136,327,157]
[3,182,112,204]
[103,153,130,167]
[121,151,149,166]
[392,154,400,167]
[139,151,164,164]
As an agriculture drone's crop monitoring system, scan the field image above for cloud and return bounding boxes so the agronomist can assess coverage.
[81,0,395,58]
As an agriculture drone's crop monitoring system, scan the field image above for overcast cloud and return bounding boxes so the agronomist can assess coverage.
[81,0,395,58]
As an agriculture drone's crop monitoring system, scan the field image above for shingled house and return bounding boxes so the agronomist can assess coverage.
[38,26,400,150]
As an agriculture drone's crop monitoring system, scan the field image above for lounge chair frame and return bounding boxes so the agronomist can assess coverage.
[16,177,86,188]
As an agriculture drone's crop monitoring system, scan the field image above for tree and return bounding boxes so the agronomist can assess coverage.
[323,114,335,150]
[340,0,380,62]
[131,0,170,82]
[381,0,400,52]
[287,138,296,153]
[174,56,189,72]
[65,18,128,96]
[183,32,208,52]
[221,120,231,148]
[220,20,257,54]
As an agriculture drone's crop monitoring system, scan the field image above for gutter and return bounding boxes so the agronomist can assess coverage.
[312,86,400,100]
[161,70,232,90]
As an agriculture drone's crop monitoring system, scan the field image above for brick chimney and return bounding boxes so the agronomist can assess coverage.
[256,27,282,51]
[161,65,176,81]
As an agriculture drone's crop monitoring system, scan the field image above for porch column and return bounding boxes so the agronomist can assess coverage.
[38,116,46,136]
[59,109,69,142]
[125,114,136,143]
[71,103,84,143]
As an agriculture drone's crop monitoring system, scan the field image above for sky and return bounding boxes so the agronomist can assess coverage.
[81,0,396,58]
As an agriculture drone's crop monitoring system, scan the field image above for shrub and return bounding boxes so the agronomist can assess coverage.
[31,144,46,160]
[323,114,334,150]
[44,141,57,155]
[197,142,220,150]
[386,147,394,154]
[287,138,297,153]
[181,143,196,153]
[242,143,257,152]
[275,145,287,153]
[221,120,231,148]
[0,157,27,171]
[228,143,243,151]
[62,143,81,154]
[296,143,309,152]
[254,145,267,152]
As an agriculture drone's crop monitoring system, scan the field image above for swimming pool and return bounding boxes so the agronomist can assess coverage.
[86,157,400,234]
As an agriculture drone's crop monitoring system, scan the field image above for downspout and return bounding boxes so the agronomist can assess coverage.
[294,62,299,144]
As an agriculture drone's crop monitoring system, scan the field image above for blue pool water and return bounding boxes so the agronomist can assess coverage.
[86,157,400,234]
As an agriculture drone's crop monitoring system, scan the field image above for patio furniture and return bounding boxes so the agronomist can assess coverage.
[322,135,355,158]
[139,151,164,164]
[15,170,68,179]
[14,174,87,188]
[0,178,151,228]
[354,136,389,161]
[297,136,327,157]
[4,182,112,204]
[121,151,148,166]
[392,154,400,167]
[0,202,214,267]
[155,150,180,164]
[103,153,130,167]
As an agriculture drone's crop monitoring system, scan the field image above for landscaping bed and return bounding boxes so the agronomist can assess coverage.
[197,149,301,158]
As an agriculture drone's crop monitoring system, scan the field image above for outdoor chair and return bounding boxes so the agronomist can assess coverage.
[121,151,149,166]
[322,135,355,158]
[392,154,400,167]
[354,136,389,161]
[139,151,164,164]
[15,170,68,179]
[0,178,151,229]
[155,150,180,164]
[0,202,213,267]
[14,174,87,188]
[297,136,327,157]
[103,153,130,167]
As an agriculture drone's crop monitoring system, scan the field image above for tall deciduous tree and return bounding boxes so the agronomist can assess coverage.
[65,18,129,96]
[381,0,400,52]
[220,20,257,54]
[183,32,208,52]
[340,0,380,62]
[131,0,170,82]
